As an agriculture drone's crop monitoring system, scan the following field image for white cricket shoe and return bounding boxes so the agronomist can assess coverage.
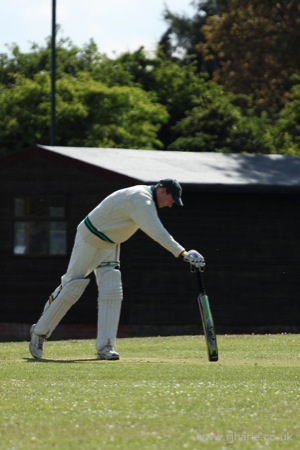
[97,343,120,361]
[29,324,45,359]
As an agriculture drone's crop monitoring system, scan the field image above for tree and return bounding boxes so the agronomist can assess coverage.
[90,49,225,149]
[0,71,169,153]
[72,73,169,149]
[0,74,51,151]
[158,0,227,74]
[0,33,103,85]
[168,84,275,153]
[272,75,300,155]
[144,56,212,147]
[1,17,299,156]
[200,0,300,113]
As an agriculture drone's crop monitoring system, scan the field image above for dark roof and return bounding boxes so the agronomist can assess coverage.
[2,145,300,191]
[37,145,300,191]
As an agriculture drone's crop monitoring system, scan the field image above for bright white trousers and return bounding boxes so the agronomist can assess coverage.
[62,231,120,285]
[34,231,122,346]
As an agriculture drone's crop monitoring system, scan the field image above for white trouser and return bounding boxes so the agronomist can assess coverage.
[34,232,122,339]
[62,231,120,285]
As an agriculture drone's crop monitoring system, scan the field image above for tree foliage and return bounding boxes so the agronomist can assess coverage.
[199,0,300,113]
[272,75,300,155]
[168,84,275,153]
[0,70,168,151]
[0,32,102,83]
[0,2,300,156]
[159,0,227,73]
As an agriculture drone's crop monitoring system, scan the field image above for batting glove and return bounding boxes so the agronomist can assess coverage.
[182,250,205,270]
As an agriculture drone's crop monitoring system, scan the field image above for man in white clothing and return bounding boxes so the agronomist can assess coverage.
[29,179,205,360]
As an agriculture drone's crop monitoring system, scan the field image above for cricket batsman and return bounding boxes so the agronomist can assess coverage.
[29,179,205,360]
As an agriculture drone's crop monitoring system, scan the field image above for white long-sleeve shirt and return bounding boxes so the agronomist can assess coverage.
[77,185,185,257]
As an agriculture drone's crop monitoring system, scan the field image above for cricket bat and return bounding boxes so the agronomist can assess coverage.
[195,268,218,362]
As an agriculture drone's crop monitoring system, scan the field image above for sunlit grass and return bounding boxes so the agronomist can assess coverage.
[0,334,299,449]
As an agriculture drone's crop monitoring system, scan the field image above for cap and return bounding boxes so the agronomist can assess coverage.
[159,178,183,206]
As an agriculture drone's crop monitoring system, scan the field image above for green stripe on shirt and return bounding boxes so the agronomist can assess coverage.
[84,216,115,243]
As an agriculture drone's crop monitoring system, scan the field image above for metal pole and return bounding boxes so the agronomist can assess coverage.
[50,0,56,145]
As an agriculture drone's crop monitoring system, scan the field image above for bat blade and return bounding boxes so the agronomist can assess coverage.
[198,293,218,362]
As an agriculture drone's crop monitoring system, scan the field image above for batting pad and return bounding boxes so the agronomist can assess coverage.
[34,278,90,338]
[96,269,123,351]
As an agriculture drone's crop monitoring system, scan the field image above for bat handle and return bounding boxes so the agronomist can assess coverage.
[196,268,206,294]
[188,264,205,293]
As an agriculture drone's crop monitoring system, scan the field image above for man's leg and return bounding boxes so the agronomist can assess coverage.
[29,233,113,359]
[95,245,123,360]
[29,277,90,358]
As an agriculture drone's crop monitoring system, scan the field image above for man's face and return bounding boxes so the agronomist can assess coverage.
[157,187,175,208]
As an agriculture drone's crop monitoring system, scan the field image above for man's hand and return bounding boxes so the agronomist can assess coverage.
[182,250,205,270]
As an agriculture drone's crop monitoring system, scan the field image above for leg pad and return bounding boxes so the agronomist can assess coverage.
[96,269,123,351]
[34,278,90,337]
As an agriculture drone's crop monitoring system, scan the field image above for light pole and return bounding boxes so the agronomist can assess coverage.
[50,0,56,145]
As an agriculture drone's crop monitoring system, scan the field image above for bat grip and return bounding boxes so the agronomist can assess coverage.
[196,269,205,294]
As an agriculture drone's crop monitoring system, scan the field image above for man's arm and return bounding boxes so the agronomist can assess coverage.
[128,196,185,257]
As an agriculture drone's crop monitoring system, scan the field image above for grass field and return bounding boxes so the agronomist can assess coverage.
[0,334,299,450]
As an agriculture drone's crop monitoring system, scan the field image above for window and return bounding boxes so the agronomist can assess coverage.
[14,196,67,256]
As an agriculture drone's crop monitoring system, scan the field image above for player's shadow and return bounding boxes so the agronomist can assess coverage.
[24,357,98,363]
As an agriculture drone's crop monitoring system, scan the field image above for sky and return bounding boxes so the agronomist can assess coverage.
[0,0,195,58]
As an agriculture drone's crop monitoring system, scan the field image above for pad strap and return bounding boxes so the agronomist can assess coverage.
[98,261,120,268]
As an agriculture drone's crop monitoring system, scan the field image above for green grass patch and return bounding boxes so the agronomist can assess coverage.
[0,334,299,449]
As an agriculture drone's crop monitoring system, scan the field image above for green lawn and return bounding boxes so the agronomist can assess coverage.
[0,334,299,449]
